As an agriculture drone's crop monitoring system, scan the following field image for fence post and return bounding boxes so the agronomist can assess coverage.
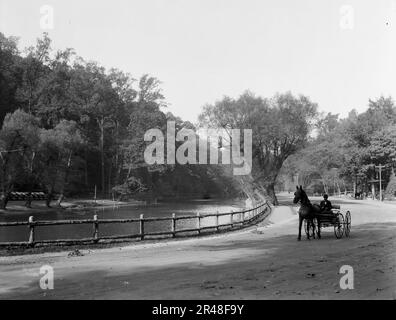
[172,213,176,238]
[28,216,34,245]
[93,214,99,243]
[242,210,245,224]
[140,214,144,240]
[197,212,201,235]
[230,210,234,228]
[216,211,219,232]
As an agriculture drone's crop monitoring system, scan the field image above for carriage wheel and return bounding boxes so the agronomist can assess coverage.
[304,218,317,239]
[334,213,344,239]
[315,217,320,237]
[344,211,351,237]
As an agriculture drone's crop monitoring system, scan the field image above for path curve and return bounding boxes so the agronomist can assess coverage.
[1,195,395,299]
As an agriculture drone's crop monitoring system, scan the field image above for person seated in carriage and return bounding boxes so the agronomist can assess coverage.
[320,194,333,215]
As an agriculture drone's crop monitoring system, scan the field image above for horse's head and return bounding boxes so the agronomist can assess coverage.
[293,185,305,204]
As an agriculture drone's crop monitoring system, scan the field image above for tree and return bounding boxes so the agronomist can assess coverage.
[369,125,396,166]
[199,91,318,205]
[119,79,167,199]
[385,171,396,200]
[0,110,40,208]
[39,120,84,206]
[316,112,339,138]
[68,60,123,195]
[15,33,52,115]
[0,33,21,124]
[34,47,78,127]
[281,96,396,199]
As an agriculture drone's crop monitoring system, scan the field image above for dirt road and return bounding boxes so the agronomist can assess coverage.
[1,194,396,299]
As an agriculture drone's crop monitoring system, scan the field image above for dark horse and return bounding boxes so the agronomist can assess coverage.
[293,186,321,241]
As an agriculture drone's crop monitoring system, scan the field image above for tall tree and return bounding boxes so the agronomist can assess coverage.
[199,91,318,204]
[39,120,84,206]
[0,110,40,208]
[0,33,21,124]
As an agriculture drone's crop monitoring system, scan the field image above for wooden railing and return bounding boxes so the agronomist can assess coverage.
[0,201,271,247]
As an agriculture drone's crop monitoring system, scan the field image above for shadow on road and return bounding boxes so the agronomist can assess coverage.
[3,221,395,300]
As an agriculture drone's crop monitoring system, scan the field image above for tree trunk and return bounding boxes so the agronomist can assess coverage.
[56,151,72,207]
[56,194,65,207]
[0,192,9,210]
[115,158,123,187]
[24,192,32,208]
[45,190,53,208]
[265,183,278,205]
[84,146,88,187]
[320,176,327,194]
[336,182,341,197]
[100,117,105,197]
[108,157,113,195]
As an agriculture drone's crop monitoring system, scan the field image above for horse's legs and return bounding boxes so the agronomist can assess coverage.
[298,216,302,241]
[311,218,316,239]
[316,217,321,239]
[306,219,311,240]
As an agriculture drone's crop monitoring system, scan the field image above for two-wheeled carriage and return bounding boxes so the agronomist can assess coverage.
[304,205,351,239]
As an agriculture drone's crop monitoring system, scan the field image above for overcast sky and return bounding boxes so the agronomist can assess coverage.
[1,0,396,123]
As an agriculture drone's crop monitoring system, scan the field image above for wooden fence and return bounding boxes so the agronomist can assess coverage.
[0,201,271,247]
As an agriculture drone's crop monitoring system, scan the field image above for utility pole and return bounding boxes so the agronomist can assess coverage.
[375,164,384,201]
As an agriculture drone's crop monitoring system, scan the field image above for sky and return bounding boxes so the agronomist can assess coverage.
[1,0,396,123]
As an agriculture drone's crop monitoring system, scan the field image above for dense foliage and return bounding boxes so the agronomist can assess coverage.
[2,32,393,208]
[0,33,241,207]
[280,97,396,200]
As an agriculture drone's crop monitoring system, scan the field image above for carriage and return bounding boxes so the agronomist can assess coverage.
[304,204,351,239]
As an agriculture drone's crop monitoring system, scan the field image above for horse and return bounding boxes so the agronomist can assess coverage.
[293,186,322,241]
